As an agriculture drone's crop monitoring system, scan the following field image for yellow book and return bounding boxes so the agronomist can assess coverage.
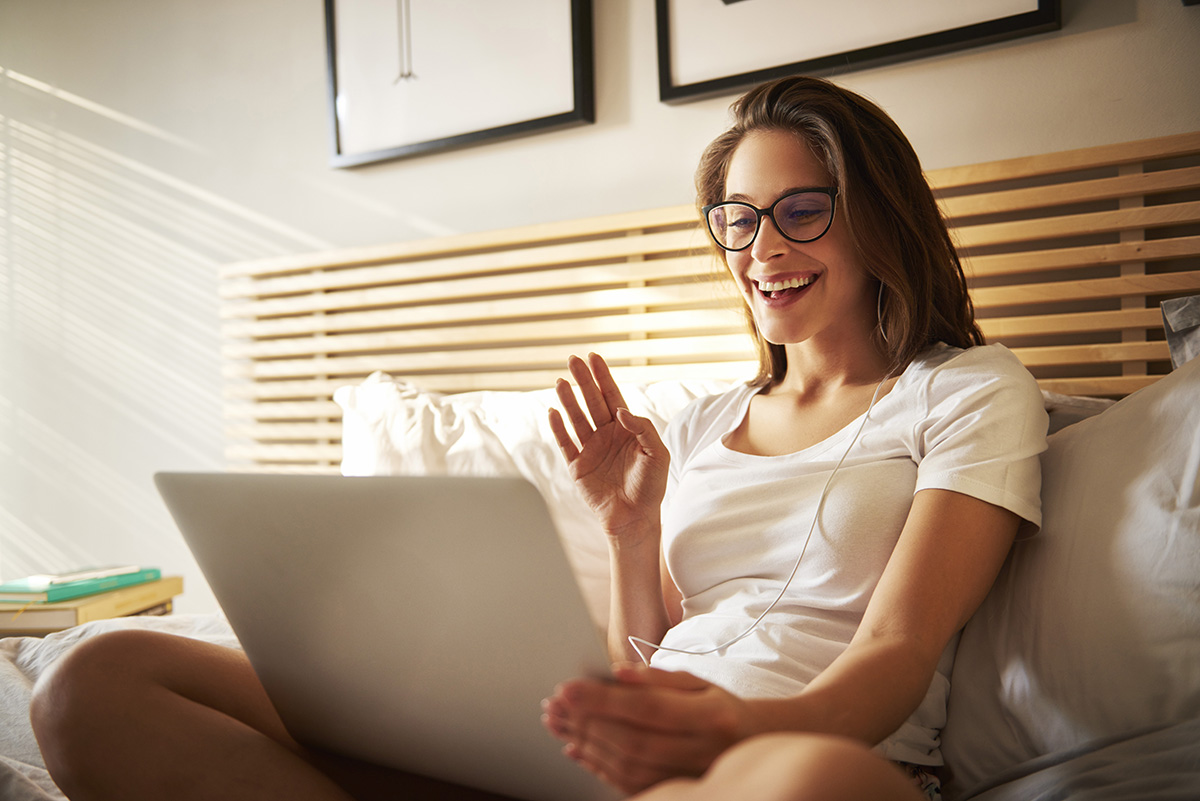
[0,576,184,636]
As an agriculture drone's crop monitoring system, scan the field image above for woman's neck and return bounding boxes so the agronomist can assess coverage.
[772,333,892,398]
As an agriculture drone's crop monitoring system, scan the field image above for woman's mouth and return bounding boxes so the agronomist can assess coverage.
[754,275,817,301]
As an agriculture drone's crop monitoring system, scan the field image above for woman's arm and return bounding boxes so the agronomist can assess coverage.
[605,526,671,662]
[548,353,676,661]
[745,488,1020,743]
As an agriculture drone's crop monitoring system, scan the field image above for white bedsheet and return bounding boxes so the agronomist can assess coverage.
[4,613,1196,800]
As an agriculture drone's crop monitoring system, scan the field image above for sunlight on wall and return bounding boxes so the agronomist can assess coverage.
[0,64,328,610]
[0,503,93,582]
[4,67,206,156]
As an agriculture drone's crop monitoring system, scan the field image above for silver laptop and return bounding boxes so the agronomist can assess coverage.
[155,472,619,801]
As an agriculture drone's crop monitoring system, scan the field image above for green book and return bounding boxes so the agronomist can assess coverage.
[0,566,162,603]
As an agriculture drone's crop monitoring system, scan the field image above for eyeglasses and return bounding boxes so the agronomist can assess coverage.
[702,188,838,252]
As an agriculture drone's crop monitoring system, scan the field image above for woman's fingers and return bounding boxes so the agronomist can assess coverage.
[545,680,724,794]
[548,675,714,735]
[547,407,580,462]
[586,352,630,419]
[567,354,613,428]
[554,376,595,446]
[567,719,714,793]
[545,673,752,795]
[556,352,632,449]
[615,408,668,461]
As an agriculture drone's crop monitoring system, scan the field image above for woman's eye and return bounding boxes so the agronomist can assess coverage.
[786,208,820,223]
[727,210,756,228]
[781,198,830,227]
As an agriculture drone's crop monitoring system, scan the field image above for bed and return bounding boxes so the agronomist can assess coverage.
[3,131,1198,800]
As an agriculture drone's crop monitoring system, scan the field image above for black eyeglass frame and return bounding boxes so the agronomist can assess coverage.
[702,187,839,252]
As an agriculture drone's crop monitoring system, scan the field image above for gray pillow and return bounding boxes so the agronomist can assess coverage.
[941,356,1200,794]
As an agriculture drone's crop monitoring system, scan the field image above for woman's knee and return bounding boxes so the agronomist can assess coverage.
[31,628,247,733]
[30,629,174,784]
[33,629,171,722]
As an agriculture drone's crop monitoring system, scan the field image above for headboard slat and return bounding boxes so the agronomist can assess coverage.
[964,238,1200,278]
[220,257,725,320]
[954,201,1200,250]
[223,309,745,362]
[217,204,701,280]
[219,229,710,301]
[971,271,1200,307]
[226,334,755,382]
[925,131,1200,188]
[938,165,1200,219]
[979,307,1163,338]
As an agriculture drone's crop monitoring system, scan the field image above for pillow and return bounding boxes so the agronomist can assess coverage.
[334,372,732,631]
[1041,389,1114,435]
[941,357,1200,795]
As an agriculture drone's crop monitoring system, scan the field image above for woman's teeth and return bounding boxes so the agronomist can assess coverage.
[757,276,814,293]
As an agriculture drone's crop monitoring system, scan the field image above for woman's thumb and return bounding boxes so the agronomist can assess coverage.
[616,408,667,457]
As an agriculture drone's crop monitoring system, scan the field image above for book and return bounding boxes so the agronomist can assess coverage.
[0,566,162,603]
[0,576,184,635]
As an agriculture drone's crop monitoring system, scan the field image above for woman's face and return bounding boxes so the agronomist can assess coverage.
[721,129,876,352]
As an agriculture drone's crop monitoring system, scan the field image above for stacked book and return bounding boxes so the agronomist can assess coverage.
[0,566,183,636]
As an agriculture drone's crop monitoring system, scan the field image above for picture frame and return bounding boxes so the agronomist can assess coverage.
[325,0,594,168]
[656,0,1061,104]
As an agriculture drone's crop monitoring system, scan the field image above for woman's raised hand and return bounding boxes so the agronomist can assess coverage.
[548,353,670,545]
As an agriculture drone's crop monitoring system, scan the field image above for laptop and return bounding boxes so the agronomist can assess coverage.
[155,472,620,801]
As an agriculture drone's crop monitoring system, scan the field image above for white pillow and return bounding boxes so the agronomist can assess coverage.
[334,372,732,631]
[1041,389,1114,435]
[941,357,1200,795]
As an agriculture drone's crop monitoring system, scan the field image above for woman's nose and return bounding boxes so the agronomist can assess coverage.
[750,214,789,262]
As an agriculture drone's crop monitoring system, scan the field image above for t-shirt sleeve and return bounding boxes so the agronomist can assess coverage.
[663,404,691,499]
[662,384,751,502]
[914,345,1048,529]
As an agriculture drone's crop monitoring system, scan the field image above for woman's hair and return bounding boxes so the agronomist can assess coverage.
[695,76,983,387]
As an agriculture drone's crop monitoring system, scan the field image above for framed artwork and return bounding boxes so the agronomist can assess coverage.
[325,0,594,167]
[656,0,1061,103]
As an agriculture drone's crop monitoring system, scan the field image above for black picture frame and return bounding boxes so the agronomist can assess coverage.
[325,0,594,168]
[656,0,1061,104]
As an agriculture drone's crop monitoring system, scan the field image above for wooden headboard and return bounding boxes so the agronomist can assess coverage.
[220,131,1200,472]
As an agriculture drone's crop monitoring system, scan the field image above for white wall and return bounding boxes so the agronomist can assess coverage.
[1,0,1197,614]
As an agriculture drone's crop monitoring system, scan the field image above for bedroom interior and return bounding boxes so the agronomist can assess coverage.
[2,1,1199,799]
[0,0,1196,614]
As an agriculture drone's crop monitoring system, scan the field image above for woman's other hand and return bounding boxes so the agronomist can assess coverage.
[541,665,755,795]
[548,353,670,547]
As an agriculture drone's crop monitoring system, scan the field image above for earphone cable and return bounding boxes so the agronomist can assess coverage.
[628,375,890,666]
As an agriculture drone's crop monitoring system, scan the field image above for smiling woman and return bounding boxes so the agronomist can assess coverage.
[715,129,880,369]
[24,68,1200,801]
[695,78,983,388]
[540,76,1045,801]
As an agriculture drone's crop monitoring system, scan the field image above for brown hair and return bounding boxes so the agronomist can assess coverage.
[696,76,983,387]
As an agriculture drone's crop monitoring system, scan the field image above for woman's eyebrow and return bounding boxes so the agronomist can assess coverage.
[723,186,830,204]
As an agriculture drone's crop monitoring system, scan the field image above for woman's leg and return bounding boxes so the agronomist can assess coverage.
[632,732,928,801]
[30,629,515,801]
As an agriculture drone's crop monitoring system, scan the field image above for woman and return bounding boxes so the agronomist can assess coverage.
[31,76,1044,801]
[541,76,1046,800]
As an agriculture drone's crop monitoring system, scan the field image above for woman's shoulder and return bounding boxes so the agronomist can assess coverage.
[907,342,1042,409]
[910,342,1036,385]
[672,381,753,429]
[665,382,757,457]
[911,341,1024,372]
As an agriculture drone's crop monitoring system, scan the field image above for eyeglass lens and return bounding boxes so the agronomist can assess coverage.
[707,191,834,250]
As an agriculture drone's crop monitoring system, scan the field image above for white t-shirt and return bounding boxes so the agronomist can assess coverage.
[650,343,1047,765]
